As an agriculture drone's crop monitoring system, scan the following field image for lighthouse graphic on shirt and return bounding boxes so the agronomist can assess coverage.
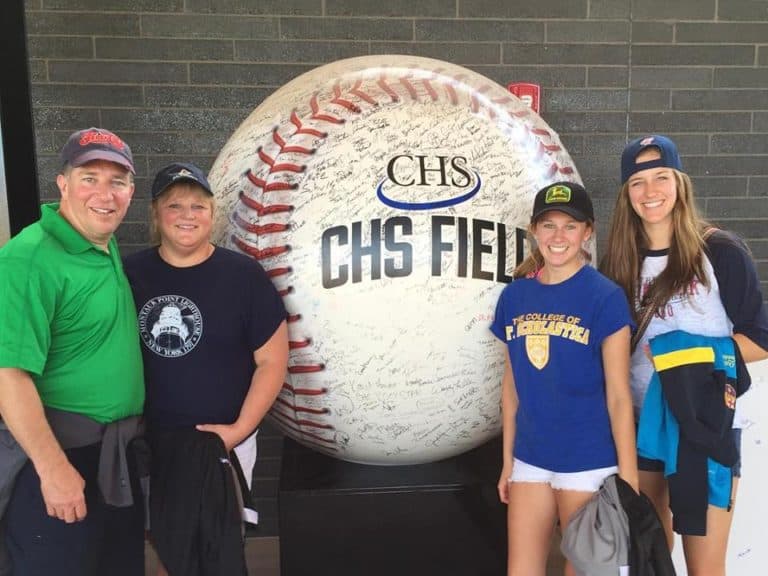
[137,295,203,358]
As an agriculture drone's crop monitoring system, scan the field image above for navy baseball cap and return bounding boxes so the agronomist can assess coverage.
[621,135,683,184]
[61,127,134,174]
[531,181,594,223]
[151,162,213,199]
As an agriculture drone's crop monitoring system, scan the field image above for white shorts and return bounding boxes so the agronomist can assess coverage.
[509,458,618,492]
[233,430,259,525]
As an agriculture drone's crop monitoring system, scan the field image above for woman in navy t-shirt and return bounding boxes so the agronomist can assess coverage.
[124,162,289,576]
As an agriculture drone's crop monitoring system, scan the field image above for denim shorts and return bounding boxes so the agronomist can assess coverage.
[637,428,742,478]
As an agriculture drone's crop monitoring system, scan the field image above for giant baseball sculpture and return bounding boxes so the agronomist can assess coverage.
[209,55,583,465]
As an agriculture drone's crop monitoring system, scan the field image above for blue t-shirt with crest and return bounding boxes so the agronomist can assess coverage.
[490,265,633,472]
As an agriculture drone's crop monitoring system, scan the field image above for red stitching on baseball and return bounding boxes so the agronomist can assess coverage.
[258,148,306,174]
[290,110,327,138]
[331,83,363,113]
[234,213,289,235]
[287,417,333,430]
[547,164,558,177]
[275,396,329,415]
[272,127,315,155]
[268,413,337,447]
[444,83,458,105]
[283,382,327,396]
[238,191,293,215]
[270,409,335,431]
[442,72,463,106]
[289,338,311,349]
[541,142,562,153]
[377,75,399,102]
[266,266,291,279]
[231,236,289,260]
[348,79,377,106]
[289,364,325,374]
[398,76,418,100]
[310,93,344,124]
[421,76,438,101]
[470,83,492,114]
[246,170,297,192]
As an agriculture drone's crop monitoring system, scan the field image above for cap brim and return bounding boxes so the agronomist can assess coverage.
[70,150,135,174]
[533,206,591,222]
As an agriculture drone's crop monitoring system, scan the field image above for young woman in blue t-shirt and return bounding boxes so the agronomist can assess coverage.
[491,181,638,576]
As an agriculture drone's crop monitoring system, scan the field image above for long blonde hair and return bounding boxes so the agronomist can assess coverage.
[599,169,711,317]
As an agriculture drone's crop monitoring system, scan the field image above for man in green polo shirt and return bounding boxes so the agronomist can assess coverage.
[0,128,145,576]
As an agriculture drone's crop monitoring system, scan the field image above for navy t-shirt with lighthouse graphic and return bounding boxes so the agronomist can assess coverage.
[124,246,287,430]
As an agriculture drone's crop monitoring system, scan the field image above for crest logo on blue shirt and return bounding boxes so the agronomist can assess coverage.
[526,335,549,370]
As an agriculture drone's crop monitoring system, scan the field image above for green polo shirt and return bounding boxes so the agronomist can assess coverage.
[0,203,144,423]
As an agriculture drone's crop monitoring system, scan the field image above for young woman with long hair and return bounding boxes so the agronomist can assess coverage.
[600,135,768,575]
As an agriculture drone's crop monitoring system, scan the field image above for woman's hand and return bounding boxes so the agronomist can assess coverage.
[498,461,513,504]
[196,423,243,452]
[619,469,640,494]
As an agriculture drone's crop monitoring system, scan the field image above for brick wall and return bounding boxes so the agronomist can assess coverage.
[23,0,768,532]
[24,0,768,282]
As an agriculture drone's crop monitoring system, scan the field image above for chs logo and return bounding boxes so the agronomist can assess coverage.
[544,184,572,205]
[376,154,481,210]
[320,153,521,289]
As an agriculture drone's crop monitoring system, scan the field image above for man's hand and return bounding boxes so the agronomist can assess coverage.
[0,368,87,523]
[39,458,87,523]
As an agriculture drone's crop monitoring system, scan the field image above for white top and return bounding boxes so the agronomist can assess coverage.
[630,249,745,426]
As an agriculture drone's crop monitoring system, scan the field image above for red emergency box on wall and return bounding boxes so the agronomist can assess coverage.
[507,82,541,114]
